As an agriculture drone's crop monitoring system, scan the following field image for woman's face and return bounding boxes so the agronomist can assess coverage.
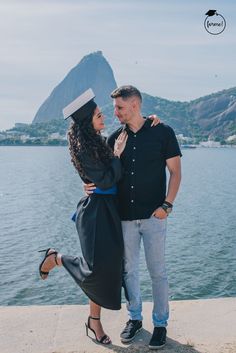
[92,107,105,132]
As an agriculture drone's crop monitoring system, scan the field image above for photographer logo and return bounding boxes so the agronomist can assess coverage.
[204,10,226,35]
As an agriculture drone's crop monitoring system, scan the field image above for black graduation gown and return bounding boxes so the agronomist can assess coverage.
[61,155,124,310]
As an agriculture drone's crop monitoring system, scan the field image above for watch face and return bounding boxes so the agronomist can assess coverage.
[163,207,172,214]
[161,204,173,214]
[162,205,169,213]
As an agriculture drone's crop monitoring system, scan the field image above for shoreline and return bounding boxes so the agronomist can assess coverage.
[1,297,236,353]
[0,144,236,148]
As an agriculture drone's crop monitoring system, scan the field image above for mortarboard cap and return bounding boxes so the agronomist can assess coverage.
[63,88,97,122]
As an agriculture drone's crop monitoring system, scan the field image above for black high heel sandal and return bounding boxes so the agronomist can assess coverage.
[38,248,58,279]
[85,316,111,345]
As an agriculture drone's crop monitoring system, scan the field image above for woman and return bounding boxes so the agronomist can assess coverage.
[39,88,127,344]
[39,89,160,345]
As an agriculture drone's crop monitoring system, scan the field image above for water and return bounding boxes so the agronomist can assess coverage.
[0,146,236,306]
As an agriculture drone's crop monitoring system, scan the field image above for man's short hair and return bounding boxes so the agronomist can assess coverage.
[111,85,142,102]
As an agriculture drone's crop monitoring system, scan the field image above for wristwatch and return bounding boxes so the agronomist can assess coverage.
[161,201,173,215]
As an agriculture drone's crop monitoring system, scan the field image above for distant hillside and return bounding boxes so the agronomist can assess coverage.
[141,89,236,139]
[31,51,236,139]
[187,87,236,138]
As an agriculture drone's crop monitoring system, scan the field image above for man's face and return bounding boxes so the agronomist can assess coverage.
[113,97,134,124]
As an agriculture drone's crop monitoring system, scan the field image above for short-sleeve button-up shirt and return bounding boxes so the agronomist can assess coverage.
[107,119,182,221]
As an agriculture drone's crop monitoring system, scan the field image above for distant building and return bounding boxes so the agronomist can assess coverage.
[20,135,30,142]
[226,135,236,143]
[176,134,194,143]
[49,133,61,140]
[176,134,196,148]
[199,140,221,148]
[6,130,22,136]
[14,123,29,128]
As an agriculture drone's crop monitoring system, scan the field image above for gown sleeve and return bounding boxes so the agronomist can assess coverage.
[79,153,123,190]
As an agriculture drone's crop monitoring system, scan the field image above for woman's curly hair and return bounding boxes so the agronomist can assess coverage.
[67,110,114,179]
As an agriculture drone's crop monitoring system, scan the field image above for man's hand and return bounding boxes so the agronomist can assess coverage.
[148,114,161,127]
[152,207,168,219]
[83,182,96,195]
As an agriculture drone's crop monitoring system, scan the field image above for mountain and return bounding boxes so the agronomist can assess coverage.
[32,51,117,123]
[32,51,236,139]
[186,87,236,138]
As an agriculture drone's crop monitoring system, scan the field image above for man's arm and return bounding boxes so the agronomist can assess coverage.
[165,155,181,204]
[152,155,181,219]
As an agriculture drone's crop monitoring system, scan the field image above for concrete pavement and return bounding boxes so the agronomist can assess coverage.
[0,298,236,353]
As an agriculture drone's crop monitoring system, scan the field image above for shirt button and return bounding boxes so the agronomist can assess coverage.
[131,200,134,203]
[133,147,136,150]
[132,159,135,162]
[131,172,134,175]
[131,185,134,188]
[134,135,136,137]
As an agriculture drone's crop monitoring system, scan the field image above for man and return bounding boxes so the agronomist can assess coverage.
[109,85,181,349]
[86,85,181,349]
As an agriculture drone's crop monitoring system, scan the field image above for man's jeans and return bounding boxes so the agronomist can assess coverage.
[122,216,169,327]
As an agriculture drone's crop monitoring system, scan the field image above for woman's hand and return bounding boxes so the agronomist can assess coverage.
[148,114,161,127]
[114,131,128,158]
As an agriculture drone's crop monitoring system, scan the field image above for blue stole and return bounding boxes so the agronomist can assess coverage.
[71,185,117,222]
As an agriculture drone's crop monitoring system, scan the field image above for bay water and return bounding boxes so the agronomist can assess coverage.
[0,146,235,306]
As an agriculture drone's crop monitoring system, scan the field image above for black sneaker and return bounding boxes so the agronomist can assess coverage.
[120,319,142,343]
[148,327,167,349]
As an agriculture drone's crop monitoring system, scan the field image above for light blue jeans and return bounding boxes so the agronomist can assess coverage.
[122,216,169,327]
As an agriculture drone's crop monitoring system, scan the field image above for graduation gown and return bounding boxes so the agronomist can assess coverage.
[62,154,124,310]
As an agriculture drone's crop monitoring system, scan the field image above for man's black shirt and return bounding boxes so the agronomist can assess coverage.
[107,119,182,221]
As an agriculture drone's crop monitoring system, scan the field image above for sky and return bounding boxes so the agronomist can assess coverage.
[0,0,236,130]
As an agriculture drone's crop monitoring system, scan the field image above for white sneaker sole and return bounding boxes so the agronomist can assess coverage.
[120,327,142,343]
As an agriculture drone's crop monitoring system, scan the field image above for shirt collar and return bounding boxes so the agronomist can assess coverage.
[124,117,150,133]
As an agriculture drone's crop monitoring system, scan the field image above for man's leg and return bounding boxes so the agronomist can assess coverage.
[122,220,142,321]
[141,216,169,328]
[120,220,143,343]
